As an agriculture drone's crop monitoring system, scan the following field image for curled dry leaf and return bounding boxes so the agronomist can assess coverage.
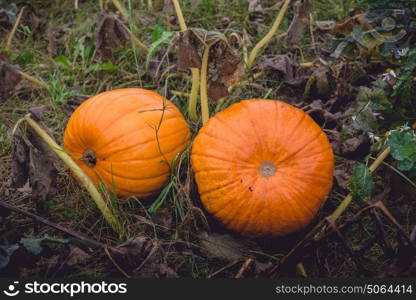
[177,28,244,100]
[285,0,314,46]
[177,30,201,71]
[302,99,341,128]
[62,94,90,116]
[95,11,131,61]
[20,5,40,33]
[66,247,92,267]
[46,23,72,58]
[248,0,263,13]
[197,231,259,261]
[314,20,336,31]
[11,112,59,212]
[116,237,178,278]
[0,61,22,101]
[261,54,309,86]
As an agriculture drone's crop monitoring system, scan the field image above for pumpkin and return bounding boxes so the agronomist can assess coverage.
[63,88,190,197]
[191,99,334,237]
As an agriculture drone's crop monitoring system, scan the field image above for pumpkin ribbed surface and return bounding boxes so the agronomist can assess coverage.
[63,88,190,197]
[191,99,334,237]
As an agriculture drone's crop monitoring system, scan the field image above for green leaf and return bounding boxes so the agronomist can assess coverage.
[388,130,416,171]
[152,25,165,43]
[0,244,19,270]
[14,51,35,66]
[54,55,72,68]
[99,61,119,72]
[145,31,175,70]
[348,164,375,200]
[20,234,69,255]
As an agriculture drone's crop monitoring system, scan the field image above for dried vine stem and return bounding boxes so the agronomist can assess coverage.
[200,44,211,124]
[5,6,25,51]
[172,0,200,121]
[246,0,292,69]
[17,70,50,90]
[21,114,123,235]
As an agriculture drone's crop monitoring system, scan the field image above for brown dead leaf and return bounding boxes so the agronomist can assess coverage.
[315,20,336,31]
[62,94,90,116]
[20,5,40,33]
[116,237,178,278]
[207,77,229,101]
[198,231,259,261]
[11,114,59,212]
[177,28,244,100]
[66,247,92,267]
[332,14,370,36]
[29,105,49,121]
[302,100,341,128]
[285,0,314,46]
[46,24,72,59]
[248,0,263,13]
[95,11,131,61]
[0,61,22,101]
[10,136,30,189]
[177,30,201,71]
[262,54,309,86]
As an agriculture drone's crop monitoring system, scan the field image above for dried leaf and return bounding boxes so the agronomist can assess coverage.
[285,0,314,46]
[177,30,201,70]
[20,5,39,33]
[117,237,178,278]
[262,54,309,86]
[198,231,257,261]
[207,77,229,100]
[95,11,131,61]
[29,105,49,121]
[315,20,335,31]
[11,118,59,212]
[0,62,22,101]
[62,94,90,116]
[66,247,92,266]
[248,0,263,13]
[10,136,30,188]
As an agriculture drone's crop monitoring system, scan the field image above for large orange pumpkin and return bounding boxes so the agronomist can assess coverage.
[63,88,190,197]
[191,99,334,237]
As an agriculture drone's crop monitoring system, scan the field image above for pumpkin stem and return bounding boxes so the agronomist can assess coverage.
[259,161,277,178]
[81,149,97,167]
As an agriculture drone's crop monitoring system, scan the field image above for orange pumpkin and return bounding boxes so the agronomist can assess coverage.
[63,88,190,197]
[191,99,334,237]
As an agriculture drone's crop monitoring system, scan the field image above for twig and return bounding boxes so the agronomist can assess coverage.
[104,248,131,278]
[246,0,292,69]
[20,114,123,235]
[5,6,25,51]
[235,258,254,278]
[0,200,124,254]
[207,260,241,278]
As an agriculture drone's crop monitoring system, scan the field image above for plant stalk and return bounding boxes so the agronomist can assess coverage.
[5,6,25,51]
[172,0,200,121]
[23,114,122,235]
[200,44,211,124]
[17,70,50,90]
[246,0,292,69]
